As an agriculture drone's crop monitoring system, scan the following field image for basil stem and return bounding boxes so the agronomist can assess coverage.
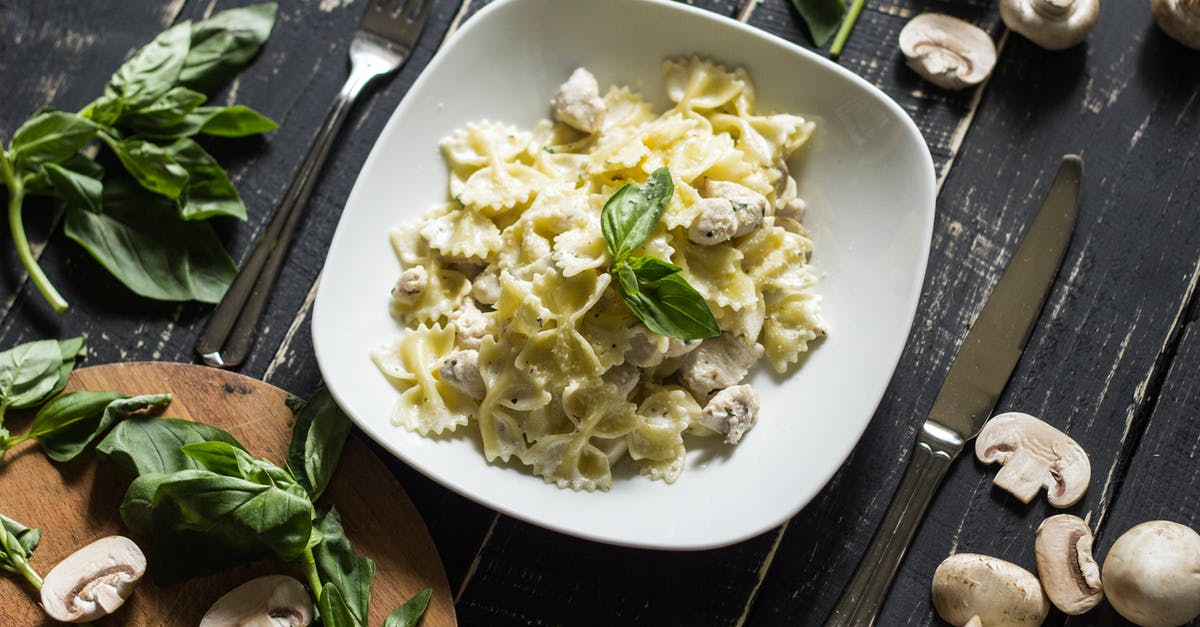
[302,544,323,601]
[1,154,67,312]
[829,0,865,58]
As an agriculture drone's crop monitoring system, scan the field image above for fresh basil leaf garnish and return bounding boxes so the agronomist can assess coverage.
[64,178,238,303]
[314,507,375,625]
[790,0,847,47]
[169,137,247,220]
[384,588,434,627]
[9,111,97,170]
[599,168,720,341]
[287,387,353,501]
[196,105,278,137]
[178,3,278,94]
[101,136,189,199]
[29,392,172,462]
[318,583,362,627]
[123,86,208,130]
[105,21,192,108]
[97,416,245,476]
[43,163,103,213]
[601,166,673,262]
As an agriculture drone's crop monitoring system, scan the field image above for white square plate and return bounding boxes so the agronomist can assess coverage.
[313,0,935,549]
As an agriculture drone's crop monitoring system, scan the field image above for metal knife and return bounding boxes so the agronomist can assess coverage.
[824,154,1083,627]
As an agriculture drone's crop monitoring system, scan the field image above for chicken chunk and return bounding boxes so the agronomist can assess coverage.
[625,329,670,368]
[471,271,501,306]
[553,68,605,133]
[688,180,768,245]
[390,266,428,305]
[680,334,764,399]
[437,349,485,400]
[697,385,760,444]
[449,301,491,350]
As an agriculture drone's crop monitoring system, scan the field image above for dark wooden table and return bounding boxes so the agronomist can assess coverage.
[3,1,1198,625]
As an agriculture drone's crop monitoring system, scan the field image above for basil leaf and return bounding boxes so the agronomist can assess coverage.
[384,588,433,627]
[51,336,87,398]
[600,167,673,262]
[314,507,375,625]
[81,95,126,127]
[181,441,308,499]
[197,105,277,137]
[102,136,189,199]
[178,3,278,94]
[0,339,67,410]
[616,262,720,341]
[64,178,237,303]
[624,255,681,282]
[9,111,97,170]
[790,0,847,47]
[105,21,191,107]
[119,472,164,534]
[319,584,363,627]
[0,513,40,557]
[35,392,171,462]
[124,87,207,130]
[43,163,103,213]
[287,388,352,501]
[149,469,315,562]
[168,138,246,220]
[98,416,245,476]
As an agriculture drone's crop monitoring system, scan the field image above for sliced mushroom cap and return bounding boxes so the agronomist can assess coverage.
[1102,520,1200,627]
[40,535,146,623]
[1152,0,1200,50]
[1035,514,1102,615]
[974,411,1091,507]
[931,553,1050,626]
[899,14,997,90]
[1000,0,1099,50]
[200,575,314,627]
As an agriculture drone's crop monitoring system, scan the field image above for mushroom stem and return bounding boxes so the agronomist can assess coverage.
[301,546,322,602]
[1034,0,1074,18]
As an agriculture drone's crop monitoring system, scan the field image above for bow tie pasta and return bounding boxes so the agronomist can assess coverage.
[373,58,828,491]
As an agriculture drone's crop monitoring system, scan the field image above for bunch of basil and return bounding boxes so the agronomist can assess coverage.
[0,4,279,313]
[790,0,865,57]
[95,389,431,626]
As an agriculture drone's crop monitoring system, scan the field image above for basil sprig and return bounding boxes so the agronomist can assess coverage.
[0,512,44,592]
[601,168,720,341]
[1,3,278,312]
[94,387,431,626]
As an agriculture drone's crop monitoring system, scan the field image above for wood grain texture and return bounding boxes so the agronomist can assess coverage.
[0,362,454,625]
[749,4,1200,626]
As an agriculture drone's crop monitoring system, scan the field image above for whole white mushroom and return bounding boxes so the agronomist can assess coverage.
[1151,0,1200,50]
[1102,520,1200,627]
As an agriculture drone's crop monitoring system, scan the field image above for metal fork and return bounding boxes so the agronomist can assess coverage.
[196,0,433,368]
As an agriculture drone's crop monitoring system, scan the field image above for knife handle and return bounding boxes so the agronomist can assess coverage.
[824,422,964,627]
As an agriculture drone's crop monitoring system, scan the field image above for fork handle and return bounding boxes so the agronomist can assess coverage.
[196,65,380,368]
[823,422,964,627]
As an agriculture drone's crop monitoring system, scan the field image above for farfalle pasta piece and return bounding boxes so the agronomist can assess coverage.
[459,162,547,214]
[672,243,758,311]
[419,204,503,261]
[761,292,827,373]
[441,121,532,168]
[664,57,751,110]
[373,324,476,435]
[630,387,696,483]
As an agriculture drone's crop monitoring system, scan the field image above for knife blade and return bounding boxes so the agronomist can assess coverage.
[824,154,1083,627]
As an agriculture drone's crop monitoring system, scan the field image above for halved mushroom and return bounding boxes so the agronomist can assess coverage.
[200,575,314,627]
[1103,520,1200,627]
[931,553,1050,626]
[899,14,997,90]
[40,535,146,623]
[1035,514,1102,615]
[974,411,1091,507]
[1000,0,1099,50]
[1152,0,1200,50]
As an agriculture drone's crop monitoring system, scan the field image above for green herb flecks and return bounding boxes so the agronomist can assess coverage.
[2,3,277,312]
[601,167,720,341]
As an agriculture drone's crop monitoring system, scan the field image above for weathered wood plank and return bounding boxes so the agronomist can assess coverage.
[749,6,1200,625]
[1077,320,1200,626]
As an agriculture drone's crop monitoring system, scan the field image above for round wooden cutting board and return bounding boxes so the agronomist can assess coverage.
[0,362,456,626]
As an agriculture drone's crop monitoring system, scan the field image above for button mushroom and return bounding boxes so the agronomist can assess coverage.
[1000,0,1099,50]
[898,14,997,90]
[200,574,314,627]
[931,553,1050,627]
[1152,0,1200,50]
[1102,520,1200,627]
[1035,514,1103,615]
[40,535,147,623]
[974,411,1091,507]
